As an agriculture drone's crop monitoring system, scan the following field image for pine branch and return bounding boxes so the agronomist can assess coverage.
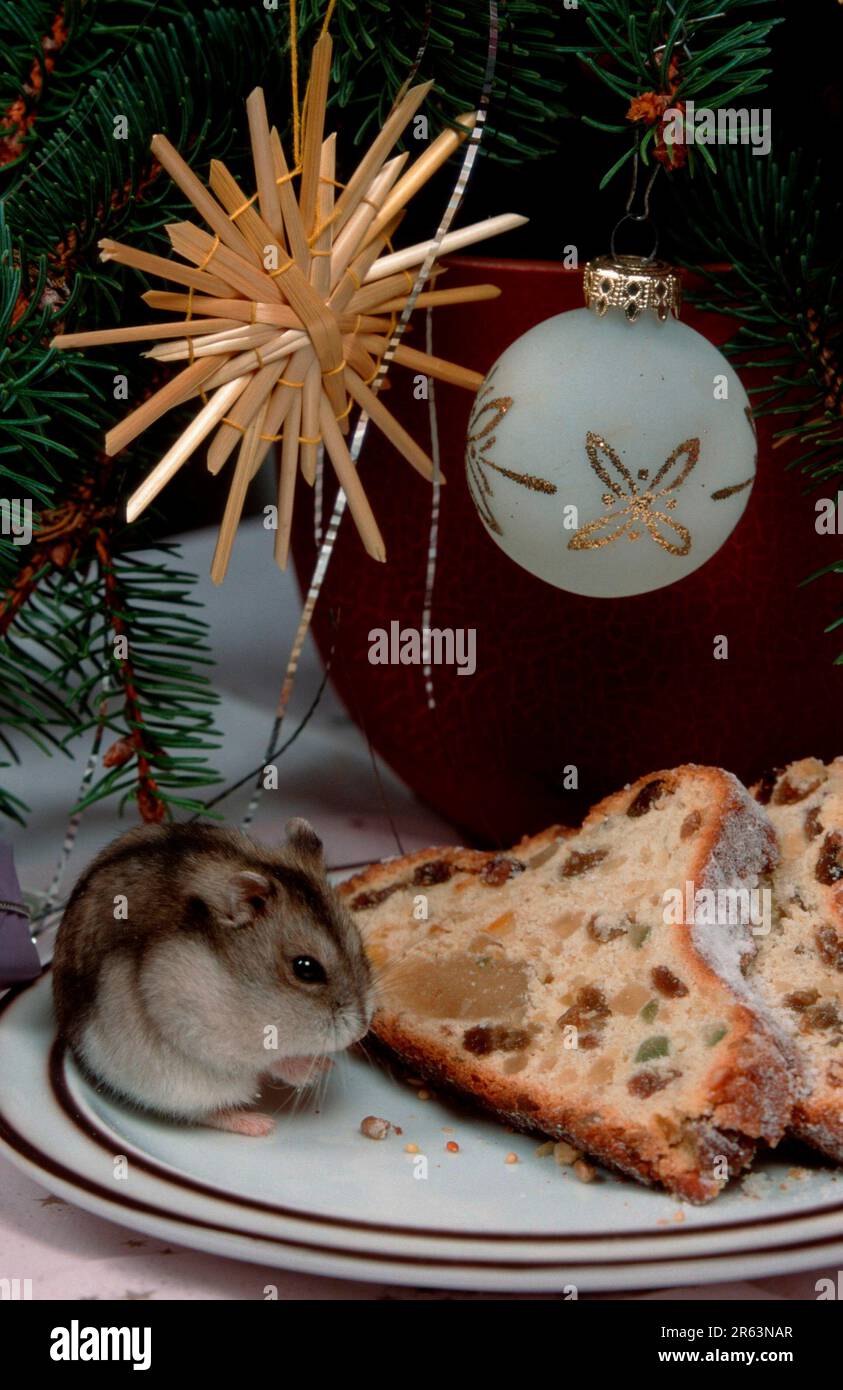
[86,530,222,821]
[300,0,569,162]
[567,0,781,180]
[676,144,843,659]
[0,1,567,826]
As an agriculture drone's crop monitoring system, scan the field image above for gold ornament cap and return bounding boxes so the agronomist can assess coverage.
[583,254,681,324]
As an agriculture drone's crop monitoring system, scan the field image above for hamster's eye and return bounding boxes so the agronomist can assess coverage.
[292,955,327,984]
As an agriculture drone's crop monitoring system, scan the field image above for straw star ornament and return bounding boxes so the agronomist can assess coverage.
[51,34,525,582]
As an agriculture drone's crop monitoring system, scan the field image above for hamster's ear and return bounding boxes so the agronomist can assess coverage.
[225,870,271,929]
[285,817,324,866]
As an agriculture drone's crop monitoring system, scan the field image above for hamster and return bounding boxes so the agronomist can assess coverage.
[52,818,375,1135]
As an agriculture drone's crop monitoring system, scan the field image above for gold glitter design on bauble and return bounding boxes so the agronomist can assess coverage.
[568,432,700,557]
[711,477,753,501]
[466,367,557,535]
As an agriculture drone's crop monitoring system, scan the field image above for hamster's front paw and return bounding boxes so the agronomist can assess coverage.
[205,1108,275,1137]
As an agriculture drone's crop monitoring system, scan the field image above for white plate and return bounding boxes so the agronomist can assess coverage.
[2,973,843,1292]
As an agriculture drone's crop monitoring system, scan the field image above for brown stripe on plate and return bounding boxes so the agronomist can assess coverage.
[2,975,843,1255]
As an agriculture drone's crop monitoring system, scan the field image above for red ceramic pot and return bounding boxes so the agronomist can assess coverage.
[291,258,843,846]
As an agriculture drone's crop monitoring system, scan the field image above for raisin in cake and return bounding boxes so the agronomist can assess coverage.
[752,758,843,1161]
[342,766,800,1203]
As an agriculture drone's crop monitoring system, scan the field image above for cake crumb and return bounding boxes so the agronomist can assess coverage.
[504,1151,519,1165]
[788,1166,810,1181]
[446,1141,460,1153]
[552,1141,581,1167]
[573,1158,597,1184]
[417,1089,432,1101]
[535,1140,555,1158]
[672,1209,686,1223]
[360,1115,392,1141]
[741,1171,772,1199]
[404,1142,420,1154]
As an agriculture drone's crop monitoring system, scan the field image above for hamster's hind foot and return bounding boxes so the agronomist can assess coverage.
[204,1108,275,1137]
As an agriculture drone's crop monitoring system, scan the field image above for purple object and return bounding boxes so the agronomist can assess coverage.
[0,841,40,987]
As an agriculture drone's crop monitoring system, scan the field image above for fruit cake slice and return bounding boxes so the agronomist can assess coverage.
[751,758,843,1161]
[342,766,800,1203]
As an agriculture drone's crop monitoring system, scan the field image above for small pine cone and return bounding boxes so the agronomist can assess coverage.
[102,737,134,768]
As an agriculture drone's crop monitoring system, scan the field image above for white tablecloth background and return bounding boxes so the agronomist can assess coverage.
[0,522,834,1299]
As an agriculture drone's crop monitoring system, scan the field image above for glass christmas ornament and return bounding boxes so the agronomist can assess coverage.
[465,254,757,598]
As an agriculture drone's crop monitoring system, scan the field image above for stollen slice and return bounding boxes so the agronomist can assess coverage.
[752,757,843,1161]
[342,766,801,1202]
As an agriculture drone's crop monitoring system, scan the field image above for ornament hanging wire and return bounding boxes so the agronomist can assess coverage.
[609,0,720,264]
[612,2,727,262]
[609,138,661,262]
[420,0,499,713]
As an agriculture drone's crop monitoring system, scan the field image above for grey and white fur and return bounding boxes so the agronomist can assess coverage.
[52,819,375,1135]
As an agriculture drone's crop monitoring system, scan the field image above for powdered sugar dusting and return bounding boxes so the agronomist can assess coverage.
[694,771,776,994]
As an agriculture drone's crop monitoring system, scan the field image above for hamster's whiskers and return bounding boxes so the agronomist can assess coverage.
[349,1035,377,1075]
[368,954,418,1001]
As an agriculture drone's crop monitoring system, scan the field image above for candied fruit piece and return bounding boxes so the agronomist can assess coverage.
[651,965,689,998]
[629,922,652,949]
[557,985,611,1049]
[627,1066,681,1098]
[484,910,516,935]
[550,910,585,939]
[783,988,820,1011]
[635,1035,670,1063]
[462,1024,532,1056]
[480,856,525,886]
[773,773,824,805]
[801,1001,841,1033]
[816,923,843,972]
[588,1056,614,1084]
[640,999,659,1024]
[527,841,561,870]
[627,777,671,818]
[384,953,528,1021]
[412,859,454,887]
[680,810,702,840]
[610,982,651,1015]
[351,883,402,911]
[805,807,824,841]
[560,848,608,878]
[586,913,628,943]
[705,1024,728,1047]
[816,832,843,886]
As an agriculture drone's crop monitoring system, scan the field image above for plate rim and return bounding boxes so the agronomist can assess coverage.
[3,1134,843,1293]
[55,1041,843,1254]
[4,973,843,1285]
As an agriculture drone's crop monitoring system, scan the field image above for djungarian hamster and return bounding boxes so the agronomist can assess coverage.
[52,818,375,1134]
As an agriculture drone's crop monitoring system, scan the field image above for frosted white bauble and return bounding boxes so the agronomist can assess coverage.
[465,304,757,598]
